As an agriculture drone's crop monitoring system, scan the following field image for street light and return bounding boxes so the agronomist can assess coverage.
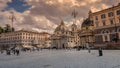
[112,5,119,43]
[86,26,89,43]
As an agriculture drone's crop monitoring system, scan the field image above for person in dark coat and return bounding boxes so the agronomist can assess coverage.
[12,49,16,55]
[77,47,81,51]
[16,50,20,56]
[1,50,3,54]
[6,50,11,55]
[98,47,103,56]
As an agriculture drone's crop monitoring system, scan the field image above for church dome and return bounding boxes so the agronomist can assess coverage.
[81,18,93,28]
[55,20,68,32]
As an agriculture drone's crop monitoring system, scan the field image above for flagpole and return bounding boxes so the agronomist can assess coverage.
[71,8,79,49]
[9,12,16,31]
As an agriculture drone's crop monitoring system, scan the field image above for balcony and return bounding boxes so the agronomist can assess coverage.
[95,23,120,30]
[79,33,93,37]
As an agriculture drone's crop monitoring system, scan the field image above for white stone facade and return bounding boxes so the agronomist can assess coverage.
[51,21,80,48]
[0,30,51,49]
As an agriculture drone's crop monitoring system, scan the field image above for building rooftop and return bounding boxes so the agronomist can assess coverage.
[91,3,120,15]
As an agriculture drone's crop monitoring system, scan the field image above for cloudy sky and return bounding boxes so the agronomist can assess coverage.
[0,0,120,33]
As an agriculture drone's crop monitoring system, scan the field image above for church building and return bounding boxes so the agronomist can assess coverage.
[51,20,80,48]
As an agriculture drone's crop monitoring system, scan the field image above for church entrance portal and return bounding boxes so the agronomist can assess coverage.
[62,44,65,49]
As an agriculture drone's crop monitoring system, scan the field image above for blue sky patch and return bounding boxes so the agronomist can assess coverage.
[3,0,31,12]
[64,17,73,22]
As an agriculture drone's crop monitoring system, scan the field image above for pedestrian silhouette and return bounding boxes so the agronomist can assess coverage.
[98,47,103,56]
[16,50,20,56]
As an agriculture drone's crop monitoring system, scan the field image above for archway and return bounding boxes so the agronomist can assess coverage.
[62,44,65,49]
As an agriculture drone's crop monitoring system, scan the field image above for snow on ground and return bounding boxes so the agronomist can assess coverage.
[0,49,120,68]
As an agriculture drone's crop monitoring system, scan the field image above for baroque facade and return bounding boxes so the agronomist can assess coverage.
[51,20,80,48]
[89,3,120,47]
[79,18,94,47]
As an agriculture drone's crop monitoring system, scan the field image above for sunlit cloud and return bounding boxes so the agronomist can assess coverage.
[0,0,119,33]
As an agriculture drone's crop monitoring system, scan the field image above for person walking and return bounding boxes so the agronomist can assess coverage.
[6,50,11,55]
[13,49,16,55]
[1,50,3,54]
[16,49,20,56]
[86,43,91,53]
[98,47,103,56]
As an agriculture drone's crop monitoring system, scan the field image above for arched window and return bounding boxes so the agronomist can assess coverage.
[102,30,109,34]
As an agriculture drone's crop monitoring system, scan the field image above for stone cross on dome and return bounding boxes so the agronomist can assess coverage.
[60,20,65,25]
[59,16,65,26]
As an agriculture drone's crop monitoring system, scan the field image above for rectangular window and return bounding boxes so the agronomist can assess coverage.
[117,10,120,15]
[101,14,106,19]
[102,21,106,26]
[95,16,98,20]
[105,35,108,41]
[110,19,114,24]
[95,22,99,27]
[108,12,114,17]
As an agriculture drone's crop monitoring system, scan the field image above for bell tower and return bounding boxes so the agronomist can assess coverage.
[71,23,77,32]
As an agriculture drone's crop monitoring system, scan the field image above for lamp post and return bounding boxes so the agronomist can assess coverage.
[86,26,89,43]
[112,5,118,44]
[85,26,91,53]
[90,30,94,47]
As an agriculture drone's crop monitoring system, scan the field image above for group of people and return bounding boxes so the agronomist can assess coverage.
[6,49,20,56]
[76,43,103,56]
[87,47,103,56]
[86,43,103,56]
[1,46,103,57]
